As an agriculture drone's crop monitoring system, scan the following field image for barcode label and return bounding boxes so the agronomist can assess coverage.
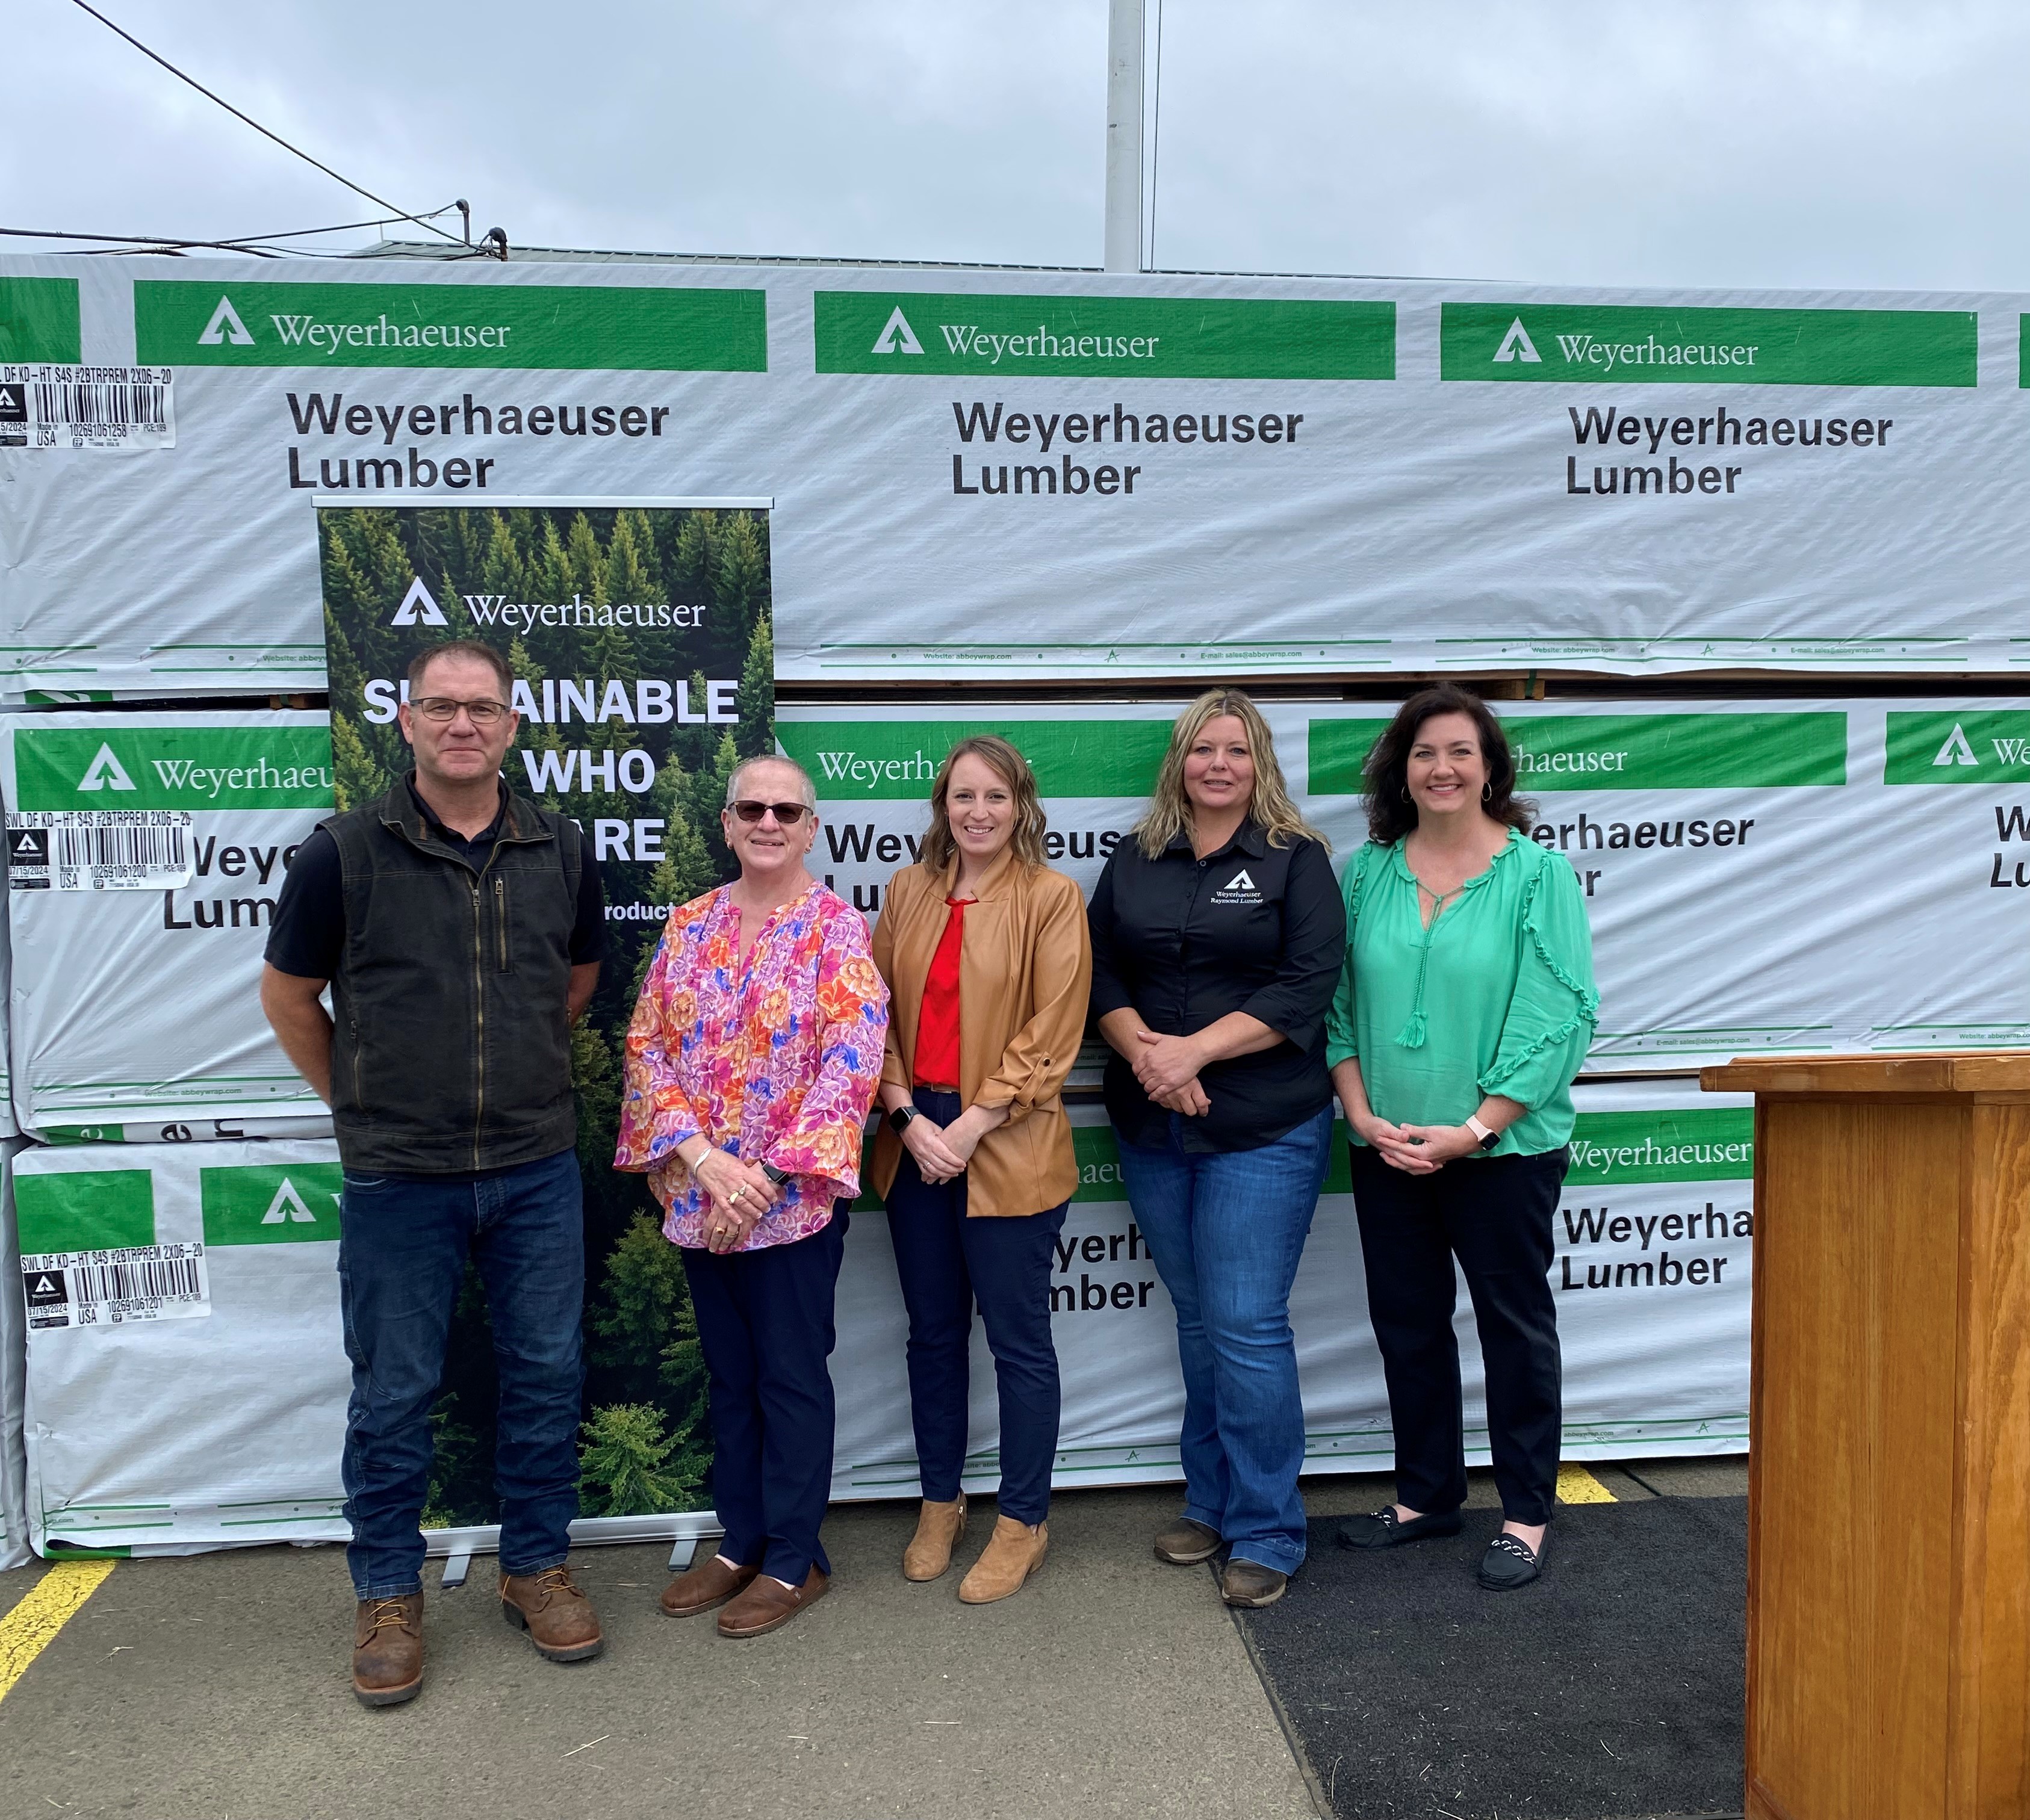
[22,1243,211,1328]
[7,810,196,890]
[0,364,176,450]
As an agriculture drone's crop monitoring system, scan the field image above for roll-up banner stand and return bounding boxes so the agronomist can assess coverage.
[4,256,2030,695]
[10,1080,1748,1555]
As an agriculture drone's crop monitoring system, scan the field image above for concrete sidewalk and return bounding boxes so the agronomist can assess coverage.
[0,1461,1743,1820]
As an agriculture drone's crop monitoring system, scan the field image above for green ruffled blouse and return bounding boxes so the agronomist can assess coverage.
[1325,830,1600,1158]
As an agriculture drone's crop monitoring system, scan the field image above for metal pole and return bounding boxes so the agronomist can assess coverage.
[1103,0,1146,272]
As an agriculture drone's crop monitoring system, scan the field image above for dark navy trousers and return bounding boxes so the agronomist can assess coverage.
[885,1088,1067,1525]
[682,1207,849,1585]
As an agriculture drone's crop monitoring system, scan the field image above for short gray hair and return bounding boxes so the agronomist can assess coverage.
[724,754,817,811]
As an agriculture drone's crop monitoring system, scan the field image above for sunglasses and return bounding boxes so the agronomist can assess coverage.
[728,799,810,826]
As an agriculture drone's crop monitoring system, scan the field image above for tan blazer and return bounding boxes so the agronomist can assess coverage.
[869,849,1092,1218]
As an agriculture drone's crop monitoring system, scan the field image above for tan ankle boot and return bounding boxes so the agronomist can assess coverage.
[958,1515,1048,1604]
[902,1494,967,1581]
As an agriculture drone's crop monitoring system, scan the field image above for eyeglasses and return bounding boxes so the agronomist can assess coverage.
[412,696,510,725]
[729,799,810,826]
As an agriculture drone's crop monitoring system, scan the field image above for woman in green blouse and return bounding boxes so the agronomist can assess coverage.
[1326,685,1598,1590]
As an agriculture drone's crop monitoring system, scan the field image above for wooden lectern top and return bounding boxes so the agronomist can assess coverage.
[1700,1048,2030,1097]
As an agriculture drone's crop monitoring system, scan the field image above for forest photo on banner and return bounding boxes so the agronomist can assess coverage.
[319,498,773,1526]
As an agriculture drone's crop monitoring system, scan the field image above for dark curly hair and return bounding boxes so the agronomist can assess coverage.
[1361,684,1536,846]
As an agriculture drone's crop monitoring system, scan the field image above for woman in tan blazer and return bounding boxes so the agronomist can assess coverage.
[870,735,1092,1605]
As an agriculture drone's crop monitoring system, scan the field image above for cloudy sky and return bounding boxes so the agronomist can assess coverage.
[13,0,2030,291]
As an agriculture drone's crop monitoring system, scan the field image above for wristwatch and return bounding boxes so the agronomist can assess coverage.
[1465,1115,1501,1151]
[888,1105,919,1134]
[760,1162,790,1186]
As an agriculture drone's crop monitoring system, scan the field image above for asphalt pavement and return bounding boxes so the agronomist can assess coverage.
[0,1460,1743,1820]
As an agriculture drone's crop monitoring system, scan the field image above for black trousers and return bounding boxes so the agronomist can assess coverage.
[1350,1145,1567,1526]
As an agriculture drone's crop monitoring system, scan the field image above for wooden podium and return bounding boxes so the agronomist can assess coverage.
[1700,1054,2030,1820]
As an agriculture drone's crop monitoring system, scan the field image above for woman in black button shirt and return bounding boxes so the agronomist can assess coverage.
[1087,689,1345,1608]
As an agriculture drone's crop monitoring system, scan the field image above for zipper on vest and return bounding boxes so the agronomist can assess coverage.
[495,877,509,973]
[472,882,485,1170]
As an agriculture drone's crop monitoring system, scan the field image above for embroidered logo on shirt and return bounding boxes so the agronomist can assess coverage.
[1210,867,1264,906]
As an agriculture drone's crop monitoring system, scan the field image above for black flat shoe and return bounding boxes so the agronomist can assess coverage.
[1335,1507,1464,1550]
[1478,1532,1544,1589]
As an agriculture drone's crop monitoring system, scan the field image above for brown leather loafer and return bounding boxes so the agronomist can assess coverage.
[1220,1558,1289,1608]
[902,1495,968,1582]
[352,1592,424,1707]
[1152,1516,1222,1565]
[500,1565,605,1662]
[718,1566,830,1638]
[958,1515,1048,1604]
[660,1553,760,1618]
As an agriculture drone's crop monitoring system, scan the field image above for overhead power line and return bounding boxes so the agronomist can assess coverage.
[64,0,464,244]
[0,205,467,256]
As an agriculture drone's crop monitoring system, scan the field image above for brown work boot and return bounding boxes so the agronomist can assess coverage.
[499,1565,605,1662]
[902,1495,968,1582]
[352,1592,424,1707]
[718,1566,830,1638]
[660,1553,760,1618]
[1220,1558,1289,1608]
[1152,1515,1222,1564]
[958,1515,1048,1604]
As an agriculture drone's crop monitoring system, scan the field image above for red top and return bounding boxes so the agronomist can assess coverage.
[912,896,970,1087]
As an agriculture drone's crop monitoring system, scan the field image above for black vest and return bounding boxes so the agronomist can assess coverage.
[324,779,583,1174]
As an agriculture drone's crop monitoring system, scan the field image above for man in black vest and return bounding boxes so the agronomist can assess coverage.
[262,639,608,1706]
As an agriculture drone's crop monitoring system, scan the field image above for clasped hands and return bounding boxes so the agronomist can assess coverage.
[900,1103,1008,1184]
[1352,1109,1480,1174]
[1131,1028,1212,1118]
[689,1147,780,1253]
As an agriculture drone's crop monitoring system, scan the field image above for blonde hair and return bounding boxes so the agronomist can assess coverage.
[921,735,1047,873]
[1134,689,1325,860]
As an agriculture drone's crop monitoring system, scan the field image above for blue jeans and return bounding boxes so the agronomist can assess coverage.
[1116,1103,1333,1576]
[337,1148,585,1599]
[886,1087,1068,1524]
[683,1208,849,1586]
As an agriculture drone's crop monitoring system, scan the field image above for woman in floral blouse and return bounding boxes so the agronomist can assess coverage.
[615,754,888,1639]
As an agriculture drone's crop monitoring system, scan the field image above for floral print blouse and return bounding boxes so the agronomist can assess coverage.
[615,882,889,1251]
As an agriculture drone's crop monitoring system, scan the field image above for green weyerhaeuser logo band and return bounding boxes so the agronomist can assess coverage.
[1563,1110,1753,1185]
[135,281,767,372]
[200,1164,344,1246]
[14,1171,156,1253]
[13,726,335,811]
[814,292,1395,380]
[779,719,1174,799]
[1,276,82,364]
[1306,713,1848,794]
[1441,303,1975,387]
[1884,711,2030,784]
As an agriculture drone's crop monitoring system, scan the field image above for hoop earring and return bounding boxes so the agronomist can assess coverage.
[1482,783,1493,803]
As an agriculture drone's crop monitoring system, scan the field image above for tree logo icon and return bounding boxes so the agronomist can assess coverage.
[198,296,255,347]
[259,1178,324,1225]
[1932,723,1978,767]
[1494,318,1542,364]
[872,306,925,356]
[78,742,137,792]
[390,575,449,627]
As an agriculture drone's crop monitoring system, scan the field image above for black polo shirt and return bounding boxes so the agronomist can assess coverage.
[1087,819,1346,1154]
[265,775,608,980]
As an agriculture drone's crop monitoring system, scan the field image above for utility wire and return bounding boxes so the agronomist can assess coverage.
[0,204,463,254]
[63,0,463,244]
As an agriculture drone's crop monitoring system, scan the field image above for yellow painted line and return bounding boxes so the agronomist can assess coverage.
[1556,1464,1617,1504]
[0,1559,117,1701]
